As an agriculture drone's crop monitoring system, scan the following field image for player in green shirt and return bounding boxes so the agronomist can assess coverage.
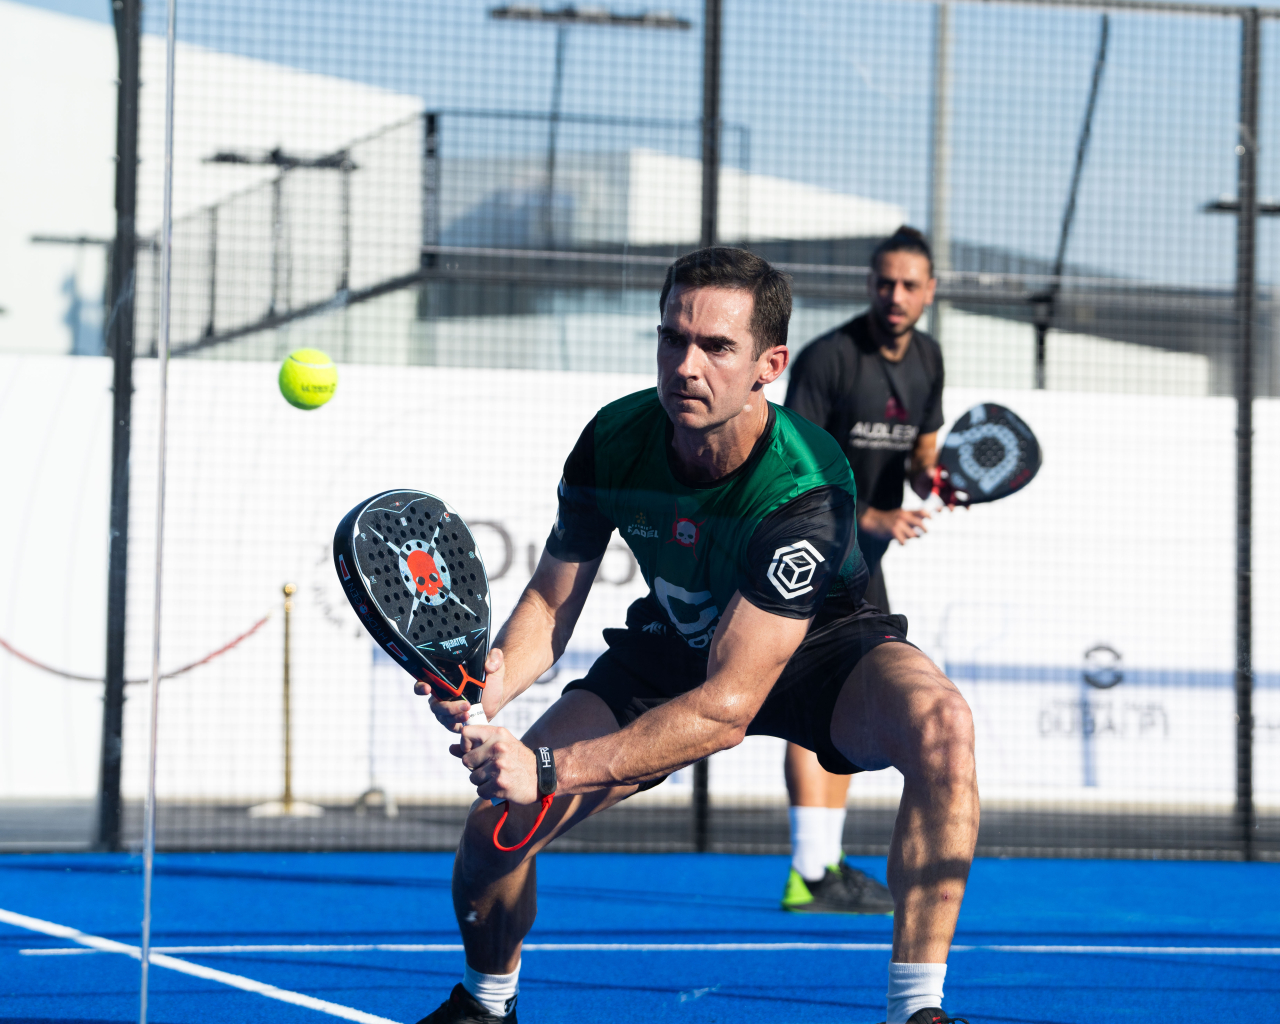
[419,248,977,1024]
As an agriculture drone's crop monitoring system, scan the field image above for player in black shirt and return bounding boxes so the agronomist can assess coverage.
[777,228,947,914]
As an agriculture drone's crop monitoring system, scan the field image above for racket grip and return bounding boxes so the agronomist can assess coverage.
[462,704,501,806]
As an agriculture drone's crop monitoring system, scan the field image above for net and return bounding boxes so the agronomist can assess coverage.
[1,0,1277,861]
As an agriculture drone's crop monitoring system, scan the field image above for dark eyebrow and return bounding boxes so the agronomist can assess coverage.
[702,334,738,349]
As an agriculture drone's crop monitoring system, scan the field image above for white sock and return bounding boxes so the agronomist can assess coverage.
[790,806,841,881]
[463,961,519,1018]
[886,961,946,1024]
[826,806,847,866]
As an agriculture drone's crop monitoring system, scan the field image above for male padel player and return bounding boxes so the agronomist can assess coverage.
[419,248,976,1024]
[777,227,947,914]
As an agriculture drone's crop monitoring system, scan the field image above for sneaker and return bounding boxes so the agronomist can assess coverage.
[836,859,895,913]
[781,861,895,914]
[415,984,517,1024]
[877,1011,969,1024]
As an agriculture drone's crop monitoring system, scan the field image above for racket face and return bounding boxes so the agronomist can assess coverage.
[334,489,490,704]
[938,403,1041,504]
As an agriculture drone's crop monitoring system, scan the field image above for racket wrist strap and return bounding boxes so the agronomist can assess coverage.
[491,794,555,853]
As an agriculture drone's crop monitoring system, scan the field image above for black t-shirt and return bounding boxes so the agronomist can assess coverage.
[546,405,867,648]
[785,314,944,569]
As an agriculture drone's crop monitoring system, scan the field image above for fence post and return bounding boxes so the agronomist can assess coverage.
[418,112,439,323]
[692,0,722,854]
[1234,7,1258,862]
[700,0,721,253]
[1228,8,1259,860]
[97,0,142,852]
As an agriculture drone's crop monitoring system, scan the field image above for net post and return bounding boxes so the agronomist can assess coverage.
[97,0,142,854]
[1234,6,1258,863]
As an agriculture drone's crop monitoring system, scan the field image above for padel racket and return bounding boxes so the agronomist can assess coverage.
[333,489,553,851]
[334,489,491,724]
[932,403,1041,506]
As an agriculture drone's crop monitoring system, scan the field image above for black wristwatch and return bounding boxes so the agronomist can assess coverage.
[535,746,557,797]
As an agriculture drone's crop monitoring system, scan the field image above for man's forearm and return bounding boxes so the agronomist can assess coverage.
[910,431,939,475]
[490,588,569,710]
[554,686,748,794]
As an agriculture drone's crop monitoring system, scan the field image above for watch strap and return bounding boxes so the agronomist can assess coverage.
[535,746,557,797]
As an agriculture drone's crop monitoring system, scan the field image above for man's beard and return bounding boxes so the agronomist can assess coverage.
[873,305,915,337]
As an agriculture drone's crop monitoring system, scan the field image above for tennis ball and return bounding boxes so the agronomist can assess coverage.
[278,348,338,410]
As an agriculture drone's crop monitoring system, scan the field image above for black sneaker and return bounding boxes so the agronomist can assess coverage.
[415,984,517,1024]
[836,860,896,914]
[876,1010,970,1024]
[781,861,895,914]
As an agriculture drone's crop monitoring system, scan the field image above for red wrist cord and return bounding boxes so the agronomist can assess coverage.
[491,794,555,852]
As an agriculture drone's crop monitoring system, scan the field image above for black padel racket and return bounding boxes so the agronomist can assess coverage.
[334,490,554,851]
[334,489,492,724]
[932,403,1041,506]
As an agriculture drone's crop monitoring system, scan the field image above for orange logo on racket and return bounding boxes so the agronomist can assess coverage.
[406,548,443,596]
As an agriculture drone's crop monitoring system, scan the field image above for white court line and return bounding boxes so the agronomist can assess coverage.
[18,941,1280,956]
[0,908,398,1024]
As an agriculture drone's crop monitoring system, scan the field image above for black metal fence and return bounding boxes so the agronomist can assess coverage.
[2,0,1279,861]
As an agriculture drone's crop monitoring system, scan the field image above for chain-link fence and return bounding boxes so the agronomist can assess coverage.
[1,0,1277,860]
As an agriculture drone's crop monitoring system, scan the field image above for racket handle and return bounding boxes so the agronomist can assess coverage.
[458,702,498,805]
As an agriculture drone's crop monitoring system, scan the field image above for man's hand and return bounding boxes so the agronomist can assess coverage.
[420,648,506,731]
[910,468,935,501]
[452,725,540,805]
[860,506,931,545]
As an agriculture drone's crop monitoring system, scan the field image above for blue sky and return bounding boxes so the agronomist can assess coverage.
[17,0,1280,286]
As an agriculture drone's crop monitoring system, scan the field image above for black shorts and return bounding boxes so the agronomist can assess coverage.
[562,602,911,779]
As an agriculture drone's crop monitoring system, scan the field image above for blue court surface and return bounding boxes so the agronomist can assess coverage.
[1,852,1276,1023]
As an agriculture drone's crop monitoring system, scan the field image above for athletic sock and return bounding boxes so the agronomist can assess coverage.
[886,961,947,1024]
[463,961,519,1018]
[825,806,847,867]
[789,806,833,881]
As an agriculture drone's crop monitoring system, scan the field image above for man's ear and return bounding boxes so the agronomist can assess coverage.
[756,345,789,387]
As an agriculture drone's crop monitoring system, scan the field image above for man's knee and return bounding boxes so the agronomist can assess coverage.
[905,681,975,787]
[459,799,532,872]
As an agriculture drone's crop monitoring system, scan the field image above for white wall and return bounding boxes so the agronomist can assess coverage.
[2,354,1276,810]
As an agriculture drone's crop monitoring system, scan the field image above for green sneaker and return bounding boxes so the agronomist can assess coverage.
[781,862,895,914]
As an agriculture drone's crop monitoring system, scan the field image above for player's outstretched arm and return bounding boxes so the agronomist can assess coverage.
[426,547,600,728]
[454,592,809,804]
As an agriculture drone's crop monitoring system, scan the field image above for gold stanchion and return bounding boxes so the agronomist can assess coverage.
[249,584,323,818]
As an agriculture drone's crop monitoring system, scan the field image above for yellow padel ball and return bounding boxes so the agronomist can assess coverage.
[278,348,338,410]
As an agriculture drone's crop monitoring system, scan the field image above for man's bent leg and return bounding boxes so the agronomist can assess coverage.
[452,689,639,975]
[830,642,978,962]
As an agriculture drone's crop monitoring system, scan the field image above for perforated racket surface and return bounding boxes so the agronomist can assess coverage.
[334,489,491,723]
[936,403,1041,505]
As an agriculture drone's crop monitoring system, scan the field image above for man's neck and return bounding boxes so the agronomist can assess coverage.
[670,399,770,484]
[867,315,913,363]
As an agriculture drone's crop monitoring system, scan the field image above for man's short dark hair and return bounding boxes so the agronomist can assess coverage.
[658,246,792,357]
[871,225,934,277]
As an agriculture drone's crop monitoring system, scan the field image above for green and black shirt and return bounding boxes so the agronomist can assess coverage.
[545,389,868,653]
